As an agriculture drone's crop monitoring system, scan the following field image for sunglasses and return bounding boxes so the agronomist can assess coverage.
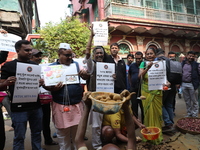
[63,54,72,57]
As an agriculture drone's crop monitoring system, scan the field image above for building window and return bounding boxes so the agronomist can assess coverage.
[93,1,99,21]
[196,0,200,15]
[119,43,130,54]
[185,1,194,14]
[113,0,128,4]
[146,0,158,9]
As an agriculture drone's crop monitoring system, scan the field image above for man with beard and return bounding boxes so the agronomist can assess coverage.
[128,51,144,122]
[43,43,83,150]
[0,40,44,150]
[126,54,134,91]
[79,29,107,150]
[182,51,200,118]
[105,43,126,94]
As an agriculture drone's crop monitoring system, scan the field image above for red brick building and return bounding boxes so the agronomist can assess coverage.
[69,0,200,58]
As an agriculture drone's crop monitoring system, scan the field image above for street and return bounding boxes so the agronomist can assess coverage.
[3,94,196,150]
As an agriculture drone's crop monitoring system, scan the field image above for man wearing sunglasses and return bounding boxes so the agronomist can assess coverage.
[43,43,84,150]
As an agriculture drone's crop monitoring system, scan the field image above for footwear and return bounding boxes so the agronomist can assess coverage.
[84,136,88,141]
[52,132,57,138]
[45,140,58,145]
[162,125,175,132]
[178,94,182,99]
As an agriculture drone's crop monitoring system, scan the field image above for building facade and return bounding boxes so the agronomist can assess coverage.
[70,0,200,57]
[0,0,40,39]
[0,0,40,62]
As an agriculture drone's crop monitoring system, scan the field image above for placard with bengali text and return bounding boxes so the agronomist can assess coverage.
[96,62,115,93]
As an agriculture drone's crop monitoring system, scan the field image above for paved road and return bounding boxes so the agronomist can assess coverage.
[3,94,197,150]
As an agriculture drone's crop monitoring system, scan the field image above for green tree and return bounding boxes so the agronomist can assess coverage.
[34,17,90,62]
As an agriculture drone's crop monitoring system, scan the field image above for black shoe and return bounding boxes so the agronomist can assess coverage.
[45,141,58,145]
[178,94,182,99]
[84,136,88,140]
[162,125,175,132]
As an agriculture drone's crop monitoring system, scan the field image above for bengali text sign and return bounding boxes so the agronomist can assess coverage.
[148,61,167,90]
[93,21,108,46]
[0,33,21,52]
[13,63,41,103]
[96,62,115,93]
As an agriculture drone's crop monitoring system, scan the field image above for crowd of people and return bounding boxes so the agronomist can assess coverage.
[0,34,200,150]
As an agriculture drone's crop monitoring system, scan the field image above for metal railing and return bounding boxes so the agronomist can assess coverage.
[104,1,200,25]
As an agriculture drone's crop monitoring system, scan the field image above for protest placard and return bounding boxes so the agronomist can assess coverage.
[64,63,79,84]
[92,21,108,46]
[13,63,41,103]
[39,63,51,93]
[42,65,66,86]
[96,62,115,93]
[0,33,21,52]
[73,58,87,84]
[148,60,167,90]
[42,63,80,86]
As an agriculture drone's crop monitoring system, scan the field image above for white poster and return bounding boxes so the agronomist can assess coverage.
[73,58,87,84]
[96,62,115,93]
[13,63,41,103]
[42,63,79,86]
[39,63,51,93]
[64,63,79,84]
[148,61,167,90]
[42,65,66,86]
[92,21,108,46]
[0,33,21,52]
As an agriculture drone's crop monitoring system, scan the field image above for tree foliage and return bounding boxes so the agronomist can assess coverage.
[34,17,90,62]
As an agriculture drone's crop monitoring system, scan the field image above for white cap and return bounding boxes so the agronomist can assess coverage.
[59,43,71,49]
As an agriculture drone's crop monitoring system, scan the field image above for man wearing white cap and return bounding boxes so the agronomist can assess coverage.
[43,43,84,150]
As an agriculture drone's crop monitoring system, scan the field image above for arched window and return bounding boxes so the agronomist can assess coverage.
[119,43,130,54]
[146,41,161,50]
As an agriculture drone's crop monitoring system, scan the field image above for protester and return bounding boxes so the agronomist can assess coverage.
[155,49,177,132]
[75,92,137,150]
[105,43,126,93]
[138,47,163,145]
[101,105,145,144]
[0,49,9,150]
[0,40,44,150]
[167,51,181,112]
[30,49,58,146]
[182,51,200,118]
[43,43,83,150]
[126,54,134,91]
[128,51,144,122]
[79,27,107,150]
